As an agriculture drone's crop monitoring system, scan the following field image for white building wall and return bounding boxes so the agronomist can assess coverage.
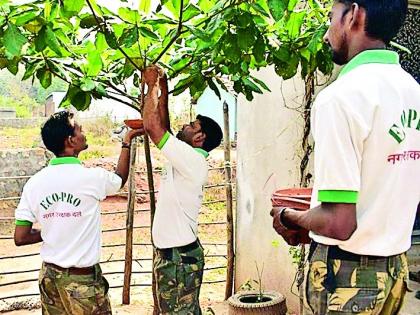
[236,67,310,313]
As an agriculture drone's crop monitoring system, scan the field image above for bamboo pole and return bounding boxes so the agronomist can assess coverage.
[122,141,137,304]
[223,101,235,300]
[143,135,159,314]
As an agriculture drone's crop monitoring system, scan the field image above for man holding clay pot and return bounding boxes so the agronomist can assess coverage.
[271,0,420,314]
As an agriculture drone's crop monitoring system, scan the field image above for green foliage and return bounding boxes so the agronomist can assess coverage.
[289,245,302,267]
[0,0,333,111]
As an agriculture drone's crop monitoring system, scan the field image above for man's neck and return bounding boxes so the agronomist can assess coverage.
[57,151,78,158]
[347,39,386,62]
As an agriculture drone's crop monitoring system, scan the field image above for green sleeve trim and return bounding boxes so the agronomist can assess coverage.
[318,190,358,203]
[157,131,170,150]
[15,220,33,226]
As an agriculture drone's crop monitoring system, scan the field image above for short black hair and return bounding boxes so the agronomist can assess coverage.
[337,0,408,44]
[41,111,75,156]
[197,115,223,152]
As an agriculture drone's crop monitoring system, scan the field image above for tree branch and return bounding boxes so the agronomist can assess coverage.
[152,0,184,64]
[105,93,141,113]
[86,0,143,72]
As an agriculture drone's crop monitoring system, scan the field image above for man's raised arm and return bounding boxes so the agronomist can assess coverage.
[159,73,171,134]
[143,66,167,146]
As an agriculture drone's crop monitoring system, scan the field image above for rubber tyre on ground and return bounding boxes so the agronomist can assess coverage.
[228,291,287,315]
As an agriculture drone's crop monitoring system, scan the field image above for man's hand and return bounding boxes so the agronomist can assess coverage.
[143,65,163,86]
[124,128,145,144]
[270,207,301,246]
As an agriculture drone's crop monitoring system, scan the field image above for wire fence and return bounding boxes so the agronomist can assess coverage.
[0,163,236,304]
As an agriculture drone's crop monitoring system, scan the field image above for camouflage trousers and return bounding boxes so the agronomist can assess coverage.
[153,241,205,315]
[305,243,409,315]
[39,262,112,315]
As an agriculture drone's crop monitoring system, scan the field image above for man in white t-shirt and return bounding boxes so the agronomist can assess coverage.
[142,66,223,314]
[271,0,419,314]
[14,111,143,314]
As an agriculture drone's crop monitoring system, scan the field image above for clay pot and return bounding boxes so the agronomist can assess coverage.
[124,119,143,129]
[271,187,312,210]
[271,188,313,244]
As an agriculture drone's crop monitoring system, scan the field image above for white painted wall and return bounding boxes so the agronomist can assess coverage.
[235,67,310,313]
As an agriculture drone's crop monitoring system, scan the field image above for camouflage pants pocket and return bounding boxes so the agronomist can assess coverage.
[63,277,112,315]
[178,255,204,312]
[155,256,180,313]
[327,287,382,314]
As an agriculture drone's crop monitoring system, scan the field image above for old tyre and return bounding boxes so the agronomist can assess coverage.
[228,291,287,315]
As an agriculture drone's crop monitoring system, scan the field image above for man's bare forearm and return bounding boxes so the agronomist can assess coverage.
[159,76,171,133]
[282,203,357,241]
[144,81,166,145]
[15,227,42,246]
[115,146,131,188]
[115,129,145,187]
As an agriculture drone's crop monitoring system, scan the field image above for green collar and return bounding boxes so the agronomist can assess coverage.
[195,148,209,158]
[49,157,82,166]
[339,49,399,78]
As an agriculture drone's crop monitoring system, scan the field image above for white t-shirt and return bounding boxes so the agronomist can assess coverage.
[309,50,420,256]
[152,133,208,249]
[15,157,122,267]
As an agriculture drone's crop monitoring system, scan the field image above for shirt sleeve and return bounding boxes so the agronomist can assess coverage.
[15,186,37,225]
[95,168,122,200]
[159,133,207,181]
[312,96,368,203]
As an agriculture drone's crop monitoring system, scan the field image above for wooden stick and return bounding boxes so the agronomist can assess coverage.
[122,141,137,304]
[223,101,235,300]
[143,135,159,314]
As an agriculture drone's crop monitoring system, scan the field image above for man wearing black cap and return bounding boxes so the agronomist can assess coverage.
[142,66,223,314]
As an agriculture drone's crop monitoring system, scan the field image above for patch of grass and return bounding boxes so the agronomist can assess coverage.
[0,126,41,149]
[79,149,110,161]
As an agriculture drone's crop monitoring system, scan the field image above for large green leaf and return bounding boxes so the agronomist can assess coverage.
[34,30,46,52]
[274,51,299,79]
[3,23,27,57]
[80,14,99,29]
[267,0,287,21]
[105,32,119,49]
[139,26,159,40]
[286,11,305,38]
[45,25,62,56]
[63,0,84,18]
[61,85,92,111]
[80,77,96,91]
[86,50,103,76]
[183,4,201,21]
[118,7,137,24]
[139,0,151,14]
[6,57,19,75]
[207,77,221,99]
[36,67,52,88]
[95,33,108,52]
[22,62,39,80]
[15,11,37,26]
[120,27,139,47]
[237,27,256,51]
[173,74,196,96]
[242,77,263,94]
[197,0,216,13]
